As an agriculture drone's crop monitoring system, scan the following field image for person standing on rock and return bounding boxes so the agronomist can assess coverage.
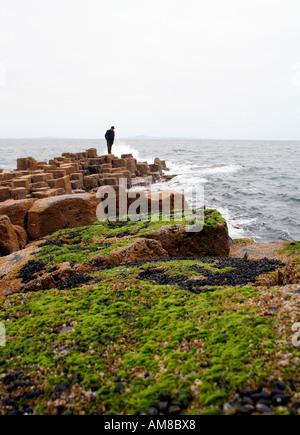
[105,126,115,154]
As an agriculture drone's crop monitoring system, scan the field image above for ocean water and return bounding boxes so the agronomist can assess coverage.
[0,138,299,242]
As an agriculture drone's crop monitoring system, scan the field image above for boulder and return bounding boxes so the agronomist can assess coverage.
[136,163,150,176]
[0,215,27,256]
[48,175,72,194]
[70,173,84,182]
[0,198,36,227]
[143,221,230,258]
[12,177,31,190]
[17,157,38,171]
[87,148,98,158]
[71,179,84,190]
[11,188,27,200]
[27,194,100,239]
[0,187,11,202]
[49,169,67,179]
[84,175,99,190]
[125,158,137,174]
[31,173,53,183]
[85,238,169,269]
[112,159,127,169]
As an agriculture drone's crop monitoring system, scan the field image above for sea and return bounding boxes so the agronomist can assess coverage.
[0,138,299,242]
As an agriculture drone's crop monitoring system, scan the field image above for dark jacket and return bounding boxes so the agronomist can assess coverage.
[105,129,115,144]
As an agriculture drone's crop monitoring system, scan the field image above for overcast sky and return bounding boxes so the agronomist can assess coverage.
[0,0,299,139]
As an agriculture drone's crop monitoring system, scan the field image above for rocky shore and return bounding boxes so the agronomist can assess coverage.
[0,149,174,256]
[0,149,299,416]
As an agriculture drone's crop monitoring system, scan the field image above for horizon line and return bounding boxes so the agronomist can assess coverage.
[0,136,299,142]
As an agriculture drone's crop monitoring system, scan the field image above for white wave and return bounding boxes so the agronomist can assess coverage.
[216,207,257,239]
[200,165,244,177]
[99,140,142,161]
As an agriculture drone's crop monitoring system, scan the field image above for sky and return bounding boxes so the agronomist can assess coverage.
[0,0,299,140]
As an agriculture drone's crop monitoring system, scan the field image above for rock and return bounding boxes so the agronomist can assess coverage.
[148,408,159,416]
[14,225,28,250]
[31,173,52,183]
[256,403,272,414]
[167,406,181,414]
[242,397,255,406]
[85,238,169,269]
[71,179,84,190]
[12,177,31,190]
[241,387,253,397]
[143,222,230,258]
[0,198,36,228]
[83,175,99,190]
[87,149,98,158]
[30,181,49,192]
[112,159,127,169]
[27,194,100,239]
[136,163,150,176]
[158,402,169,412]
[251,391,269,402]
[0,216,27,256]
[17,157,38,171]
[11,188,27,200]
[0,187,11,202]
[49,169,67,179]
[271,395,289,407]
[277,381,287,391]
[48,176,72,194]
[147,191,188,214]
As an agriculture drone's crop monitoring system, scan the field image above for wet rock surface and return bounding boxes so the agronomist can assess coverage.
[223,381,300,415]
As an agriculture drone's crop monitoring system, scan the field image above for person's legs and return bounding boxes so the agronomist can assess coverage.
[107,141,112,154]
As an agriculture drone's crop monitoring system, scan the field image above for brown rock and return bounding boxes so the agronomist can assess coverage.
[83,175,99,190]
[48,175,72,194]
[87,148,98,158]
[149,164,160,173]
[70,173,84,181]
[112,159,127,169]
[32,189,65,199]
[0,215,27,256]
[27,193,100,239]
[30,181,49,192]
[71,179,84,190]
[121,154,133,159]
[11,188,27,200]
[143,223,230,258]
[17,157,38,171]
[49,169,67,179]
[0,187,11,202]
[103,178,118,186]
[60,164,77,175]
[12,177,31,190]
[136,163,150,175]
[0,198,36,227]
[147,191,188,214]
[14,225,28,250]
[85,238,169,268]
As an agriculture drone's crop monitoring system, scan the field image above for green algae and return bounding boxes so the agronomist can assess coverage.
[37,209,227,266]
[0,277,297,415]
[0,211,297,415]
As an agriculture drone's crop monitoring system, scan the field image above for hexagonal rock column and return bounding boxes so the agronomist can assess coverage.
[27,194,100,239]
